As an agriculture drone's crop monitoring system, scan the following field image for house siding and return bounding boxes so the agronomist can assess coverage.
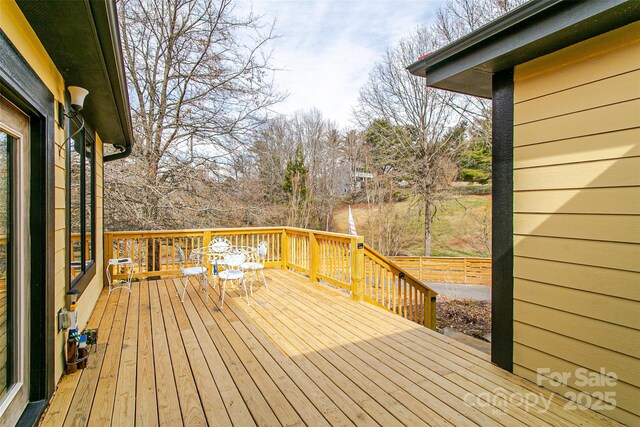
[513,21,640,426]
[1,0,106,383]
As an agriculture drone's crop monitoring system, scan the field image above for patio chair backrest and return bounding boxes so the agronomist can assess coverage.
[223,252,246,270]
[257,241,268,259]
[209,237,232,254]
[188,248,205,265]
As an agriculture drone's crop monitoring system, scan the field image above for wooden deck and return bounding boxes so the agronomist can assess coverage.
[40,269,619,426]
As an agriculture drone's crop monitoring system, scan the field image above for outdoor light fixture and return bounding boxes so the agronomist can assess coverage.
[67,86,89,112]
[58,85,89,157]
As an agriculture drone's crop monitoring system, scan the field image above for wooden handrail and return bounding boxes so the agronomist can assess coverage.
[363,244,437,329]
[365,245,435,294]
[102,226,288,236]
[285,226,353,242]
[103,226,437,330]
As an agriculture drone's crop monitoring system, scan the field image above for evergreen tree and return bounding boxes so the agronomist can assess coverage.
[459,141,492,184]
[281,144,310,227]
[282,144,308,198]
[363,119,409,174]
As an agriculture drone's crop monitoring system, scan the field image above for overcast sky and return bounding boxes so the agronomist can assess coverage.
[239,0,445,128]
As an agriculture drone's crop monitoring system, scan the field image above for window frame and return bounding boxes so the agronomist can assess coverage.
[66,114,96,294]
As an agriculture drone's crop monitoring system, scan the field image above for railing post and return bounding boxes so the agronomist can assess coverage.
[281,229,289,270]
[424,290,437,330]
[202,230,212,282]
[203,229,212,250]
[350,236,364,301]
[308,231,318,282]
[103,232,112,287]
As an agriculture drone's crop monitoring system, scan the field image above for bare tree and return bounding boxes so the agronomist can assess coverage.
[105,0,282,230]
[361,145,414,256]
[251,109,343,230]
[433,0,527,45]
[433,0,527,146]
[339,129,365,195]
[354,28,464,256]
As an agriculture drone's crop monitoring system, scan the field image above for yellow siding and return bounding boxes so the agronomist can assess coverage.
[513,21,640,426]
[0,1,106,383]
[514,187,640,214]
[513,128,640,168]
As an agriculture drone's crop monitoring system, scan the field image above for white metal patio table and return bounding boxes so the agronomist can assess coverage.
[106,257,134,294]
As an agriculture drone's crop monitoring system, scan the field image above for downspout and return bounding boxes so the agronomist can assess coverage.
[103,144,132,162]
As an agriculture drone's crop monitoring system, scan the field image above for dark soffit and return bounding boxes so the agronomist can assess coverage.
[16,0,133,150]
[407,0,640,98]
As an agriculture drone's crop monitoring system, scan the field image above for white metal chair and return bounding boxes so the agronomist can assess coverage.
[241,241,268,295]
[217,251,249,308]
[177,247,210,303]
[208,238,231,300]
[209,237,232,259]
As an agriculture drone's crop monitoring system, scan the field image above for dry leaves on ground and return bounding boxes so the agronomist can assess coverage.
[437,296,491,339]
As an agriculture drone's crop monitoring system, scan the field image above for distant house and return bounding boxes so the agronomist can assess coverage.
[333,163,374,194]
[409,1,639,425]
[0,1,132,424]
[353,169,374,190]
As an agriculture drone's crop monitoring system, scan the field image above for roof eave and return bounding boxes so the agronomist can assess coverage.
[406,0,561,77]
[408,0,640,98]
[89,0,134,153]
[17,0,133,154]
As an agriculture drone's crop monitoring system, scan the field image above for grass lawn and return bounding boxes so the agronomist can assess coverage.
[332,194,491,257]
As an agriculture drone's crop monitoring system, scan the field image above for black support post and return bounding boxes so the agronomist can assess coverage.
[491,68,514,372]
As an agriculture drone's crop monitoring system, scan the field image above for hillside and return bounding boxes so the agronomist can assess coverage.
[332,194,491,257]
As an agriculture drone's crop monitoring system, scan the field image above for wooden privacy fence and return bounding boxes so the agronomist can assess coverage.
[104,227,437,329]
[389,256,491,285]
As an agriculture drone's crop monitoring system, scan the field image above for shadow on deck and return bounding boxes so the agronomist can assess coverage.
[40,269,619,426]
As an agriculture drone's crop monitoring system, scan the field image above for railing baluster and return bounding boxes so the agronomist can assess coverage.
[376,263,381,305]
[344,243,348,283]
[403,278,407,319]
[152,237,157,273]
[130,238,134,273]
[365,258,370,297]
[386,270,391,310]
[171,237,176,269]
[331,240,336,281]
[413,290,417,323]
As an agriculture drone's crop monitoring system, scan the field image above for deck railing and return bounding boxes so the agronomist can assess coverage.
[70,233,92,264]
[364,245,437,328]
[389,256,491,285]
[103,228,286,279]
[104,227,437,329]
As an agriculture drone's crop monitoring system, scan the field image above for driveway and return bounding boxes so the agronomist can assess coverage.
[425,282,491,301]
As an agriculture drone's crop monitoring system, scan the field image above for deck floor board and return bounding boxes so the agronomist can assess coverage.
[135,276,159,427]
[180,278,324,426]
[149,280,183,426]
[41,269,621,426]
[265,274,545,426]
[43,288,110,426]
[112,277,140,426]
[248,277,447,426]
[88,281,129,425]
[261,274,500,427]
[277,272,595,427]
[63,289,121,427]
[271,273,581,427]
